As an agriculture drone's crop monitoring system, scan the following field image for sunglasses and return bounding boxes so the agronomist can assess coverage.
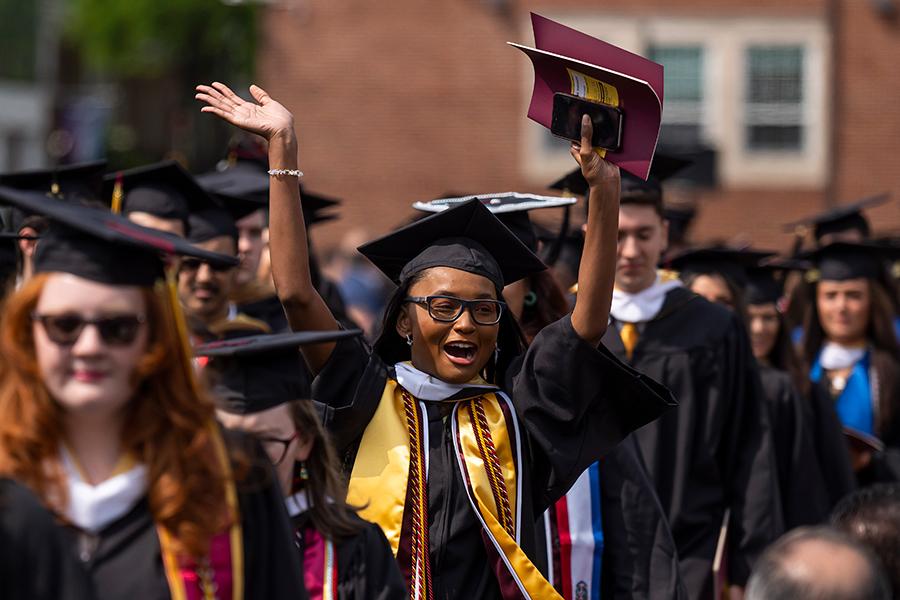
[257,432,299,465]
[32,313,147,346]
[179,258,234,273]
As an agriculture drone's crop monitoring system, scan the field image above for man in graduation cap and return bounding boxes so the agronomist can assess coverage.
[785,194,891,249]
[600,158,784,599]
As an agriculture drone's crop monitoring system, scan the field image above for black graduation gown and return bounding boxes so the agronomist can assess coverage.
[60,431,307,600]
[602,287,783,597]
[314,315,675,600]
[0,478,94,600]
[758,366,832,528]
[292,511,408,599]
[239,293,290,333]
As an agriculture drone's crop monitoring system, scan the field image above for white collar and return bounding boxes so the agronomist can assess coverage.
[62,449,147,533]
[610,275,682,323]
[394,362,499,402]
[285,490,310,517]
[819,342,867,370]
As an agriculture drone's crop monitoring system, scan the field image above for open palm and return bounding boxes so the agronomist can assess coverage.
[195,82,294,140]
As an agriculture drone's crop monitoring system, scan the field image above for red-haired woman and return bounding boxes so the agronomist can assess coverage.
[0,189,306,599]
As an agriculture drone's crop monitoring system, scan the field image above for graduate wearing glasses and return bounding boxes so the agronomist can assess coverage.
[197,81,674,600]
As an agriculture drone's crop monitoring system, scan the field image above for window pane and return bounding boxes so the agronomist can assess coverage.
[0,1,38,81]
[746,125,803,151]
[648,45,704,102]
[747,46,803,104]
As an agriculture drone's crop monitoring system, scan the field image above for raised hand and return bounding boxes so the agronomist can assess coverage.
[569,114,620,188]
[195,82,294,141]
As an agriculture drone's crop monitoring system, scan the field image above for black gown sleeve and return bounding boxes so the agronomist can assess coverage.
[336,520,408,600]
[506,314,676,512]
[227,432,309,600]
[0,478,94,600]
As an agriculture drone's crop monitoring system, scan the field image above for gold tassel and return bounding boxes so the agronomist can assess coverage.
[110,172,124,214]
[160,263,202,394]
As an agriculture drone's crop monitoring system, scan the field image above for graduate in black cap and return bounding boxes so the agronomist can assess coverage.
[415,192,686,600]
[199,330,407,599]
[785,193,890,248]
[601,161,783,597]
[198,81,674,600]
[801,242,900,486]
[0,187,306,599]
[668,246,776,315]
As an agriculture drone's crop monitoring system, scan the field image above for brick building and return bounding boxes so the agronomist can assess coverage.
[257,0,900,253]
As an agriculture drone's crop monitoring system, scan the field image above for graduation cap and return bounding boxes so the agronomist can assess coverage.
[510,13,663,180]
[188,207,239,245]
[195,329,362,414]
[801,241,900,283]
[784,193,891,244]
[358,198,546,288]
[0,186,238,286]
[412,192,576,253]
[102,161,219,225]
[666,246,776,289]
[745,257,809,306]
[621,154,692,207]
[549,168,589,197]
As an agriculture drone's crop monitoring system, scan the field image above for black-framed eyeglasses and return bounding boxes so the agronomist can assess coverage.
[32,313,147,346]
[258,432,299,466]
[404,295,506,325]
[179,257,234,274]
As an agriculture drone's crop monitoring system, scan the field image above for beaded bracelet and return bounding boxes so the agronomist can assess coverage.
[267,168,304,178]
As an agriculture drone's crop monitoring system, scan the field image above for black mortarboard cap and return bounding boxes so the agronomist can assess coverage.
[103,161,219,224]
[196,329,362,414]
[620,154,692,205]
[548,168,589,197]
[802,241,900,282]
[188,207,239,244]
[0,186,238,286]
[745,257,809,305]
[667,246,776,290]
[359,198,546,288]
[412,192,576,253]
[783,193,890,243]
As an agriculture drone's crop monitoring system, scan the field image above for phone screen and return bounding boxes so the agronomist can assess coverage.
[550,93,623,151]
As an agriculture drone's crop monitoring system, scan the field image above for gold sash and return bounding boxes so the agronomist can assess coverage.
[347,378,561,600]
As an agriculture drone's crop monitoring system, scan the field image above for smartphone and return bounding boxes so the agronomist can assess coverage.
[550,92,623,151]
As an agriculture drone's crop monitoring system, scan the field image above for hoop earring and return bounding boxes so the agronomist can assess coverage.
[406,334,413,346]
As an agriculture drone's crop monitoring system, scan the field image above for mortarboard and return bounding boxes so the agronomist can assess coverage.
[745,258,809,306]
[102,161,219,224]
[783,193,891,243]
[358,198,546,288]
[196,329,362,414]
[412,192,576,253]
[801,241,900,283]
[188,207,239,245]
[666,246,776,290]
[549,168,589,197]
[509,13,663,180]
[621,153,692,206]
[0,185,238,286]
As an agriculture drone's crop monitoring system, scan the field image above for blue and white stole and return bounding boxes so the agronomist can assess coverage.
[810,342,876,436]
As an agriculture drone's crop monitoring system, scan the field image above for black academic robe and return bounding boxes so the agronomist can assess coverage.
[60,431,307,600]
[239,293,290,333]
[293,511,408,599]
[313,315,675,600]
[0,478,94,600]
[758,366,832,528]
[602,287,783,598]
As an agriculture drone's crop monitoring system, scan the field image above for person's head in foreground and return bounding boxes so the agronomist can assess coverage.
[745,525,891,600]
[831,483,900,597]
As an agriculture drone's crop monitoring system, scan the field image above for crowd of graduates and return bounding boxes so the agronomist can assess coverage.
[0,80,898,600]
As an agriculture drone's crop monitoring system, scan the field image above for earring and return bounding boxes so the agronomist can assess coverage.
[494,345,500,363]
[406,334,413,346]
[299,461,309,481]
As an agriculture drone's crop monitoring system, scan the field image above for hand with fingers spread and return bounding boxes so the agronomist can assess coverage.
[569,114,620,188]
[195,82,295,142]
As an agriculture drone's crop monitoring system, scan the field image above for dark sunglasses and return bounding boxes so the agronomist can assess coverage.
[179,258,234,273]
[32,313,147,346]
[404,295,506,325]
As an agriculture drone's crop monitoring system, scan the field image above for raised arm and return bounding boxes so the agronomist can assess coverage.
[569,115,621,345]
[196,82,339,371]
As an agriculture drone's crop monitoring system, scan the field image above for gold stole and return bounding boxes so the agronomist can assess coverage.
[347,379,561,600]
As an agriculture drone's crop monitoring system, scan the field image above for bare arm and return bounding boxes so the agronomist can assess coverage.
[569,114,621,345]
[196,82,339,371]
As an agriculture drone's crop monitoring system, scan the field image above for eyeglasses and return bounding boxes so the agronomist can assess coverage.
[32,313,147,346]
[404,295,506,325]
[257,432,299,466]
[179,258,234,274]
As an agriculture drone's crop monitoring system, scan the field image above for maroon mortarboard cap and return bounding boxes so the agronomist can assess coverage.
[509,13,664,180]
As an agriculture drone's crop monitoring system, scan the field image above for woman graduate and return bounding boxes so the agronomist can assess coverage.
[198,330,407,600]
[801,241,900,485]
[0,188,306,599]
[196,82,674,600]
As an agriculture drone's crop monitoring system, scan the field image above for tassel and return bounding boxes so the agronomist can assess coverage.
[110,172,124,214]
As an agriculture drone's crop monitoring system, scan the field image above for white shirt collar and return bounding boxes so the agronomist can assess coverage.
[394,362,498,402]
[819,342,867,370]
[62,448,147,533]
[610,275,682,323]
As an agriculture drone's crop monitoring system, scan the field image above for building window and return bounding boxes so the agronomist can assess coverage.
[648,45,704,147]
[744,45,805,152]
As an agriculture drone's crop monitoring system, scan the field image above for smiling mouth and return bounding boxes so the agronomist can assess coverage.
[444,341,478,366]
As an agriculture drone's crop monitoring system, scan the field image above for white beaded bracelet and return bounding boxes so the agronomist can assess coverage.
[267,168,304,178]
